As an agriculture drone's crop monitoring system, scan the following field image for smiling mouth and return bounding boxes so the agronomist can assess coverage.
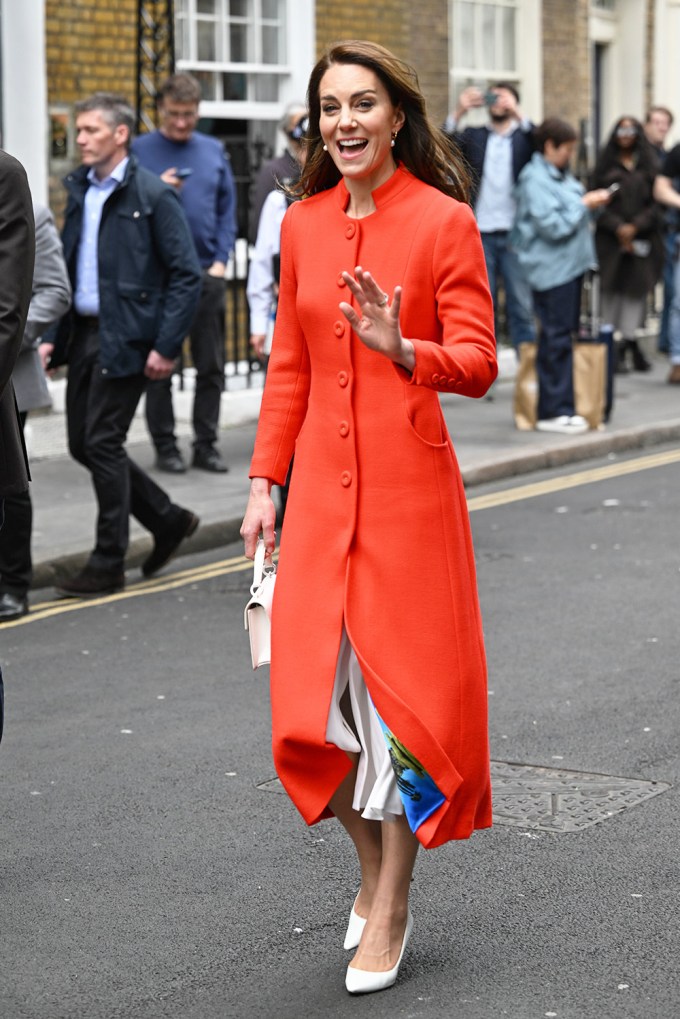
[337,139,368,155]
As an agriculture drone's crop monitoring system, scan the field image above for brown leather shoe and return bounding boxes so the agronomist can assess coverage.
[142,510,200,578]
[56,566,125,598]
[667,365,680,384]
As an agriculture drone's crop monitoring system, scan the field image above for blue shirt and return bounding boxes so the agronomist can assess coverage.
[131,130,237,266]
[74,157,129,315]
[475,125,519,232]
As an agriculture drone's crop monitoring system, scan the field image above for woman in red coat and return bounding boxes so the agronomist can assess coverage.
[241,40,497,994]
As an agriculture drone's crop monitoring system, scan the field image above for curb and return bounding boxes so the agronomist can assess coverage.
[30,418,680,593]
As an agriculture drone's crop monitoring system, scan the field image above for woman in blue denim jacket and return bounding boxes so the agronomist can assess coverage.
[510,119,611,434]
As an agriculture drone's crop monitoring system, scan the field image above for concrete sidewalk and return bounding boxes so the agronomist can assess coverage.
[25,347,680,589]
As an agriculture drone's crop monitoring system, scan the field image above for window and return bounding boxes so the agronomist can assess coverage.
[175,0,287,102]
[452,0,518,81]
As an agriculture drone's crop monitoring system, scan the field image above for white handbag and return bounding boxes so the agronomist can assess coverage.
[243,539,276,669]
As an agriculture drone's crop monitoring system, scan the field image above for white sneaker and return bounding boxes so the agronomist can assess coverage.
[536,415,589,435]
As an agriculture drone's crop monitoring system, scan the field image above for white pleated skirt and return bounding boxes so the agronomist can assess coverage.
[325,628,403,822]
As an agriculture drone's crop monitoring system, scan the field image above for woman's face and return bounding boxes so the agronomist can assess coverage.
[544,138,576,169]
[615,119,638,150]
[318,63,405,189]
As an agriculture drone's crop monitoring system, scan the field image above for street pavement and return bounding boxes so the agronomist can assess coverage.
[21,344,680,592]
[1,450,679,1018]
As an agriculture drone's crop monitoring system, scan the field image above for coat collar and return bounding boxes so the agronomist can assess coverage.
[335,164,414,214]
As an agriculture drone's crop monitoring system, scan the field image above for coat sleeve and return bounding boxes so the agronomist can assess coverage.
[249,203,311,484]
[22,205,72,350]
[396,201,497,398]
[149,188,203,360]
[0,155,35,398]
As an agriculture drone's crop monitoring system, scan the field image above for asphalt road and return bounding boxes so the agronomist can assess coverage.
[1,445,679,1019]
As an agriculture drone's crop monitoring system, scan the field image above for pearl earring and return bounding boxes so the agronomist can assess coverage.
[391,134,397,148]
[323,143,328,151]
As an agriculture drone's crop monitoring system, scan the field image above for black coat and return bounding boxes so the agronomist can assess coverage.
[48,156,202,377]
[444,122,535,208]
[0,151,35,497]
[592,152,664,297]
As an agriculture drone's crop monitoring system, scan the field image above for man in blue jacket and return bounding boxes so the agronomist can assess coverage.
[444,83,536,350]
[132,73,237,474]
[43,92,203,597]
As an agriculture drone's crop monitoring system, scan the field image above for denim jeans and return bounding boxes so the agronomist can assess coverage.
[658,231,677,353]
[481,231,536,347]
[670,253,680,365]
[533,276,582,420]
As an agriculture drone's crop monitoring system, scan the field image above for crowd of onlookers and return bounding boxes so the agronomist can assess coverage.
[443,85,679,434]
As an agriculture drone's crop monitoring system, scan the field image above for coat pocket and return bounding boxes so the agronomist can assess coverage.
[116,281,163,344]
[402,388,449,448]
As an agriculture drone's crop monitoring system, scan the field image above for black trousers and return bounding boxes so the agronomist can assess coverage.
[67,323,182,572]
[145,273,226,454]
[0,412,31,597]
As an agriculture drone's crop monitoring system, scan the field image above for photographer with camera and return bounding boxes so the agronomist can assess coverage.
[444,83,536,351]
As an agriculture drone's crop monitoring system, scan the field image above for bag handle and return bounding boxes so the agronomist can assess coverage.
[252,538,275,594]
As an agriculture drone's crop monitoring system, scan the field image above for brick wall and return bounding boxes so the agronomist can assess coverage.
[542,0,590,130]
[45,0,138,216]
[314,1,449,126]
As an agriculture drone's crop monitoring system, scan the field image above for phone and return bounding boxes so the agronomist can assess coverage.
[175,167,194,179]
[607,182,621,194]
[484,91,498,107]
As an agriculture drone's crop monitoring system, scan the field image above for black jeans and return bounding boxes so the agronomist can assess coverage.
[67,323,183,571]
[0,412,31,598]
[145,272,226,454]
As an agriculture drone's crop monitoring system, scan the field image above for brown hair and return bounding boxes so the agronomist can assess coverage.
[645,105,674,127]
[533,117,577,153]
[74,93,135,149]
[156,73,202,106]
[292,40,471,202]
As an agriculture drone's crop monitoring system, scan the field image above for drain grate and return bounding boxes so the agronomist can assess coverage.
[490,761,670,833]
[256,763,671,834]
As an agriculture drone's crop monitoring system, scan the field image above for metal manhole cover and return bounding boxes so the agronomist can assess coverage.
[490,761,670,833]
[257,763,671,834]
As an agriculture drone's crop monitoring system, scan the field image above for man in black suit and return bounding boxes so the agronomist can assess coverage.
[0,149,36,742]
[444,83,536,350]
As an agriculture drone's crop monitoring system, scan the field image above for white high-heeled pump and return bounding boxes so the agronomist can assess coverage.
[345,911,413,995]
[343,896,367,950]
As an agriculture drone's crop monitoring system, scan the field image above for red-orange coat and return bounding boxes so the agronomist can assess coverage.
[249,167,497,848]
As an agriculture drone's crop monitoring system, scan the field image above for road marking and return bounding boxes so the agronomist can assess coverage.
[466,447,680,512]
[6,448,679,627]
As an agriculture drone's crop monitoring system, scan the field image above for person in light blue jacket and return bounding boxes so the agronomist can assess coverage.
[510,119,611,434]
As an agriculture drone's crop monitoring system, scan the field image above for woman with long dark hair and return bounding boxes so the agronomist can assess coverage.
[241,40,496,994]
[592,116,664,372]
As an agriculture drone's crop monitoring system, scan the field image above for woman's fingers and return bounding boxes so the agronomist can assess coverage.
[341,267,392,310]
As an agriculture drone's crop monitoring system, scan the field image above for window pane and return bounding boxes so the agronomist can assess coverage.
[194,70,218,100]
[197,0,217,14]
[254,73,279,101]
[222,72,247,100]
[197,20,218,61]
[500,6,516,71]
[230,23,249,61]
[261,0,279,18]
[480,4,496,68]
[229,0,248,15]
[261,25,280,64]
[455,2,475,68]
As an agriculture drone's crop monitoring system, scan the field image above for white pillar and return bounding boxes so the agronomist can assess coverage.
[1,0,48,203]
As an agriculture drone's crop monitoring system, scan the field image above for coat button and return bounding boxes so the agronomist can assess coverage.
[133,210,140,219]
[345,223,356,239]
[337,274,347,287]
[334,320,345,337]
[337,370,349,387]
[341,471,352,487]
[431,373,440,383]
[339,421,349,437]
[447,377,456,386]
